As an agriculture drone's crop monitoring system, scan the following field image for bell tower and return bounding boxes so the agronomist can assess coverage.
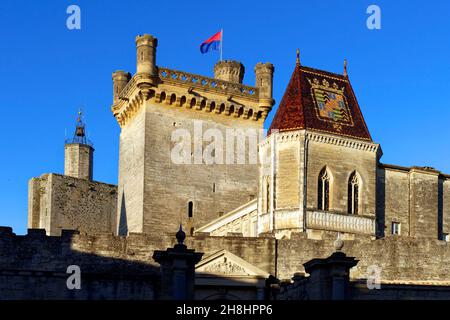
[64,111,94,181]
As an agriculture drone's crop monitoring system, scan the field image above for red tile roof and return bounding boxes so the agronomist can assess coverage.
[269,62,372,141]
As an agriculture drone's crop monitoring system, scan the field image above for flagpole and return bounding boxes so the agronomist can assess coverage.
[220,28,223,61]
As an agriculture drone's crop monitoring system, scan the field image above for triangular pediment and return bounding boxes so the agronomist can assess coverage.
[195,249,270,278]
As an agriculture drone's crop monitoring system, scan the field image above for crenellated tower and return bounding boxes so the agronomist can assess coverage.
[254,62,274,119]
[213,60,245,83]
[111,34,275,236]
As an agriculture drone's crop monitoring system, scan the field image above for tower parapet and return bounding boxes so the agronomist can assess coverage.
[136,34,158,77]
[111,34,275,128]
[254,62,274,118]
[214,60,245,84]
[112,71,131,103]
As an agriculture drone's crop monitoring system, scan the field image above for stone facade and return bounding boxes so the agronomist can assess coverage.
[256,130,379,239]
[377,164,450,239]
[64,143,93,181]
[28,174,117,236]
[2,227,450,299]
[112,34,274,236]
[14,33,450,300]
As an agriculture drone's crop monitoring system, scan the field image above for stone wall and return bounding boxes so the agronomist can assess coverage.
[119,100,261,236]
[377,164,449,239]
[443,178,450,236]
[350,281,450,300]
[64,143,93,180]
[377,166,410,236]
[305,135,378,216]
[0,228,156,299]
[2,226,450,299]
[276,232,450,281]
[0,227,275,299]
[28,174,117,236]
[409,168,439,238]
[117,106,146,234]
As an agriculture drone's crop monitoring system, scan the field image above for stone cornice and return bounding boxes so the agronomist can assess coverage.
[259,129,379,153]
[111,67,273,128]
[305,131,379,152]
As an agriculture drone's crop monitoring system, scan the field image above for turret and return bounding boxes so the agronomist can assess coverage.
[135,34,158,77]
[112,70,131,103]
[214,60,245,83]
[64,112,93,181]
[254,62,274,118]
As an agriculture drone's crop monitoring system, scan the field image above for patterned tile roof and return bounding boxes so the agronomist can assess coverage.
[269,62,372,141]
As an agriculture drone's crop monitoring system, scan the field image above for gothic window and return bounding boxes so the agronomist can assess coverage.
[318,168,330,211]
[348,172,359,214]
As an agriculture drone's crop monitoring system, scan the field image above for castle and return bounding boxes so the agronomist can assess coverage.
[3,33,450,300]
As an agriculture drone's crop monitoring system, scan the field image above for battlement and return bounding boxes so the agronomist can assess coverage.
[214,60,245,83]
[2,226,450,283]
[111,34,274,128]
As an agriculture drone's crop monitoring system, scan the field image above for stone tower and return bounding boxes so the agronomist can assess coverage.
[258,56,381,240]
[28,112,117,236]
[111,34,275,236]
[64,112,94,181]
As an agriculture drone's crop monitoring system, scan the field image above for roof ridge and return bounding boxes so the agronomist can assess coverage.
[269,63,304,134]
[300,65,347,79]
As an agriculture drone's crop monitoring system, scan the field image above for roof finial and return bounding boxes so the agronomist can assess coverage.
[296,48,300,65]
[343,58,348,77]
[176,224,186,245]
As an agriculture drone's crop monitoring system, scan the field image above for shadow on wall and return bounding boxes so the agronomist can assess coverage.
[438,178,444,240]
[376,168,386,238]
[0,227,158,300]
[0,226,266,300]
[119,192,128,236]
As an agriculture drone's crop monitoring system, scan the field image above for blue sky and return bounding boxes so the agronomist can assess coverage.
[0,0,449,234]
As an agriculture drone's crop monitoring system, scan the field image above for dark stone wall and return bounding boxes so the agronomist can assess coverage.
[1,226,450,299]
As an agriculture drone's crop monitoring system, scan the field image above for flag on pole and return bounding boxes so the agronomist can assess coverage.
[200,30,223,56]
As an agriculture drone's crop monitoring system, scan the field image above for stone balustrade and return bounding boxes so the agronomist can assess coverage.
[306,210,375,235]
[274,209,302,230]
[158,67,259,99]
[259,213,271,233]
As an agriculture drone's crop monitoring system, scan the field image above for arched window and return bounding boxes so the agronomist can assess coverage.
[348,172,359,214]
[318,168,330,211]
